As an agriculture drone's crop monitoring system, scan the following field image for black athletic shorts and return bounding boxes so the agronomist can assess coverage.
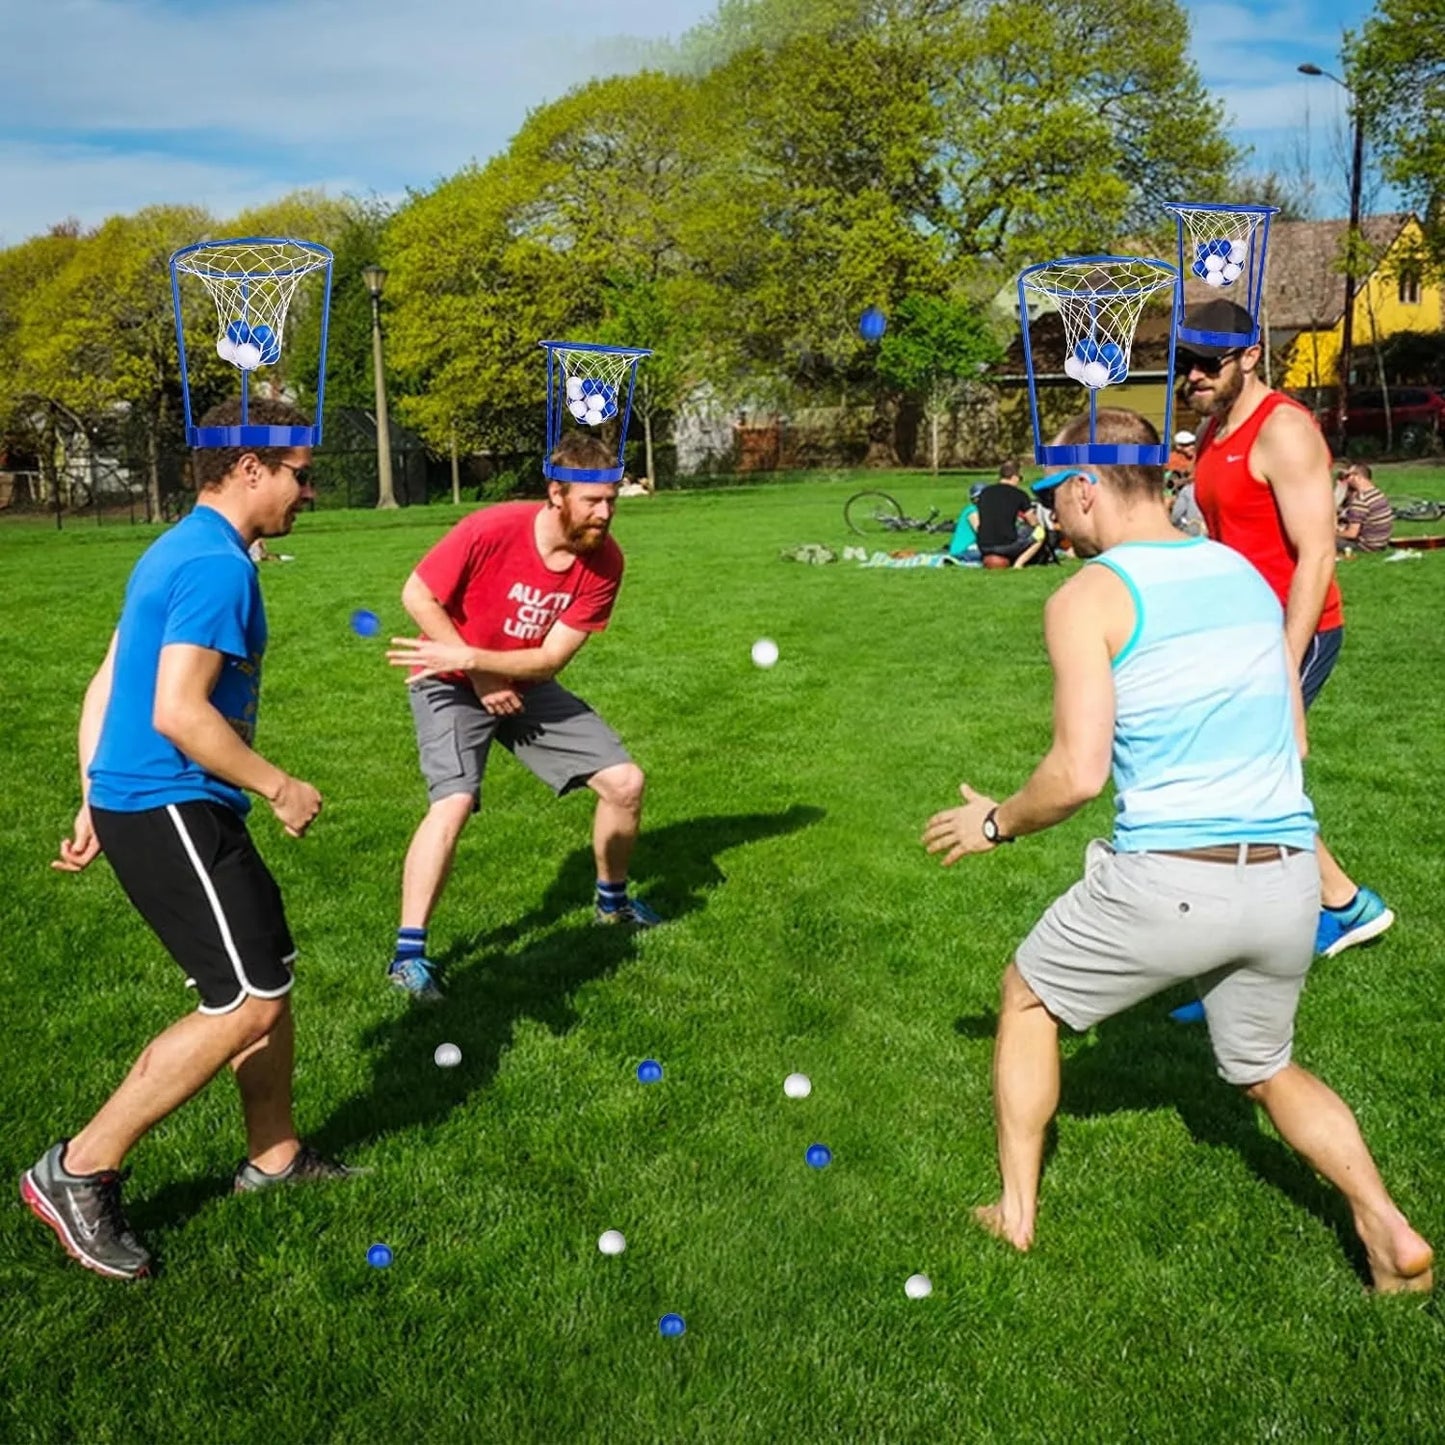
[91,801,295,1014]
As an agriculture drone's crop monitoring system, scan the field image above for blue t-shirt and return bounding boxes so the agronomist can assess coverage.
[89,506,267,815]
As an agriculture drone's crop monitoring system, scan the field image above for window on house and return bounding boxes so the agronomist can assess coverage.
[1398,271,1421,305]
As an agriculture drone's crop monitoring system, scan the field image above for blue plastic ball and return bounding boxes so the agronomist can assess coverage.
[859,306,887,341]
[806,1143,832,1169]
[225,318,252,346]
[659,1313,686,1337]
[367,1243,393,1268]
[1192,258,1210,280]
[1099,341,1126,383]
[251,323,281,365]
[350,608,382,638]
[637,1059,663,1084]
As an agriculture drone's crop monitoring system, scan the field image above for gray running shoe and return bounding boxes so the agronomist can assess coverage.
[232,1143,362,1195]
[20,1141,152,1280]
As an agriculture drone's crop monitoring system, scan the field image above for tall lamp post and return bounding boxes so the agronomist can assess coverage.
[1298,61,1365,453]
[362,264,398,509]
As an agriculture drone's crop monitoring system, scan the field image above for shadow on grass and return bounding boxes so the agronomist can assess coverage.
[458,803,826,955]
[953,1000,1367,1283]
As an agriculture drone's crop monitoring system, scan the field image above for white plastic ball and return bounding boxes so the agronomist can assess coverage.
[783,1072,811,1099]
[216,336,237,364]
[1063,355,1086,382]
[1228,240,1247,265]
[905,1273,933,1299]
[1204,270,1226,288]
[751,638,779,668]
[566,377,586,400]
[433,1042,462,1068]
[597,1229,627,1256]
[583,408,603,426]
[1203,253,1225,273]
[1081,360,1110,389]
[567,398,588,420]
[1222,262,1243,283]
[233,341,262,370]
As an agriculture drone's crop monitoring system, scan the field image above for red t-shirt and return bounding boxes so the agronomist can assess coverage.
[414,502,624,681]
[1194,391,1343,634]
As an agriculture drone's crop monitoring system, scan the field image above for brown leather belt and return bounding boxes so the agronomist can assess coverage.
[1159,844,1306,865]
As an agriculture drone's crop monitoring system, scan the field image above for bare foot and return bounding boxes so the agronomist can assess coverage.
[1357,1208,1434,1294]
[973,1202,1033,1252]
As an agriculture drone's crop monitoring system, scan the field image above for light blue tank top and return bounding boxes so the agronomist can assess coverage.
[1092,538,1317,852]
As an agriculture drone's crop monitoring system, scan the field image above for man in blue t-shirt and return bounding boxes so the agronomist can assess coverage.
[21,397,355,1282]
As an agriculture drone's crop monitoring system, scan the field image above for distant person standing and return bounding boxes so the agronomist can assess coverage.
[1336,464,1394,553]
[975,461,1045,569]
[1183,298,1393,960]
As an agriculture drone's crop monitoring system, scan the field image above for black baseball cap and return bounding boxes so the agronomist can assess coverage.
[1178,298,1258,358]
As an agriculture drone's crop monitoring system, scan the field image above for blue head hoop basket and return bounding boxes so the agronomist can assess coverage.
[1164,202,1278,350]
[539,340,652,483]
[1017,255,1180,466]
[170,237,334,448]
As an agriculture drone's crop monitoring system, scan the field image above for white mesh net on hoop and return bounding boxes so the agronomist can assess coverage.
[1167,206,1266,293]
[550,346,649,426]
[173,240,329,372]
[1020,259,1176,391]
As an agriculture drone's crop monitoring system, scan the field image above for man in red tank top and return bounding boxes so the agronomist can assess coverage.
[1181,298,1393,961]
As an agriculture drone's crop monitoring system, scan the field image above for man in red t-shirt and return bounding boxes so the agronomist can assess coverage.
[382,433,659,1000]
[1181,298,1393,964]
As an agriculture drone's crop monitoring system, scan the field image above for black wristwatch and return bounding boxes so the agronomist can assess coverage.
[982,807,1014,845]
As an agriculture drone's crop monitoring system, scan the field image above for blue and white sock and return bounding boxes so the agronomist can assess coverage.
[596,880,628,914]
[392,927,428,967]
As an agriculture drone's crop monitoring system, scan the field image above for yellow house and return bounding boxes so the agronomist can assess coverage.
[1270,213,1444,391]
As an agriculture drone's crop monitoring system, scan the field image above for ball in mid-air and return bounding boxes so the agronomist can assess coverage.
[783,1072,811,1099]
[859,306,887,341]
[597,1229,627,1255]
[751,638,779,669]
[433,1042,462,1068]
[350,608,382,637]
[904,1273,932,1299]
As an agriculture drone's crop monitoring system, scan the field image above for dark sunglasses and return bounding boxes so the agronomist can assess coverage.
[275,461,313,487]
[1175,350,1240,379]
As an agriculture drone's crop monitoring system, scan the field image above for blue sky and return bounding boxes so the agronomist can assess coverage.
[0,0,1386,247]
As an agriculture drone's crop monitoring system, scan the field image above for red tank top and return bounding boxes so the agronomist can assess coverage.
[1194,390,1343,633]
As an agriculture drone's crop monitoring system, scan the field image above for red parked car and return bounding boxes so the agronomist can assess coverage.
[1317,385,1445,456]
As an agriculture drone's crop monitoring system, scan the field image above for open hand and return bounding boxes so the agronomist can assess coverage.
[922,782,999,865]
[386,636,476,681]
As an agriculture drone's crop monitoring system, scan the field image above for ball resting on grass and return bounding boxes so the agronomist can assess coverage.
[637,1059,663,1084]
[783,1072,811,1099]
[598,1230,626,1256]
[905,1273,932,1299]
[659,1313,686,1337]
[434,1042,461,1068]
[751,638,779,668]
[806,1142,832,1169]
[367,1244,393,1269]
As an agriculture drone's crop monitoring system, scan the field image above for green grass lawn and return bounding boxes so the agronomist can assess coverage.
[2,471,1444,1443]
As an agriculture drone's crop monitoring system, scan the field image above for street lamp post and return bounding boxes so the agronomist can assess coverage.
[362,264,398,509]
[1298,61,1365,454]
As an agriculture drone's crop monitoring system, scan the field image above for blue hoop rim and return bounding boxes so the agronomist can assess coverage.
[1035,443,1171,466]
[186,425,321,449]
[542,463,625,484]
[170,236,334,281]
[539,339,654,359]
[1162,201,1283,219]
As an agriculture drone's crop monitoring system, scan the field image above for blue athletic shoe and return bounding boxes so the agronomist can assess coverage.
[1315,887,1395,959]
[1170,1000,1207,1024]
[388,956,444,1002]
[594,897,664,928]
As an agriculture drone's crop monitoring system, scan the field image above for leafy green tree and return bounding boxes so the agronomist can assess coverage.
[875,294,1003,471]
[1347,0,1445,277]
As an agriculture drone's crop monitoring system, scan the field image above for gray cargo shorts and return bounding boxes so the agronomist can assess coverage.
[1016,839,1320,1086]
[409,677,632,810]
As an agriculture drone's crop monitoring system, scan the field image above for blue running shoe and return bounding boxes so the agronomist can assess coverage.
[1315,887,1395,959]
[1170,1000,1207,1024]
[594,897,664,928]
[388,956,444,1002]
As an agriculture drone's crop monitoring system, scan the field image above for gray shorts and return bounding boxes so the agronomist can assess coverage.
[1016,840,1320,1086]
[409,677,632,809]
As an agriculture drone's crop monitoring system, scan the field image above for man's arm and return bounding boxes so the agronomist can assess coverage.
[54,632,120,872]
[153,644,320,836]
[923,573,1118,862]
[387,620,593,684]
[1254,406,1338,665]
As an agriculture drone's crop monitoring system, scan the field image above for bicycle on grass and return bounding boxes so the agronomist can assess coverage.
[843,490,955,537]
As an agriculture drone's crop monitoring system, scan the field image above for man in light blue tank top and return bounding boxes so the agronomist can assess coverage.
[922,406,1432,1294]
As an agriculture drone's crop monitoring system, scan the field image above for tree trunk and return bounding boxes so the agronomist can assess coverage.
[643,410,655,487]
[450,426,461,505]
[146,412,162,523]
[930,411,940,475]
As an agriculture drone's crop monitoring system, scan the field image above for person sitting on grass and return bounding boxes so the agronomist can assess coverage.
[1335,464,1394,554]
[975,461,1047,569]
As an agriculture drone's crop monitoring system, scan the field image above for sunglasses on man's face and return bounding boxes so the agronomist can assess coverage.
[275,461,313,487]
[1175,350,1240,379]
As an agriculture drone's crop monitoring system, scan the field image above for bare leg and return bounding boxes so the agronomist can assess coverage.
[1011,538,1045,570]
[975,961,1060,1251]
[64,994,287,1175]
[1316,836,1357,911]
[1247,1064,1433,1293]
[231,1000,299,1175]
[400,793,475,930]
[589,762,646,884]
